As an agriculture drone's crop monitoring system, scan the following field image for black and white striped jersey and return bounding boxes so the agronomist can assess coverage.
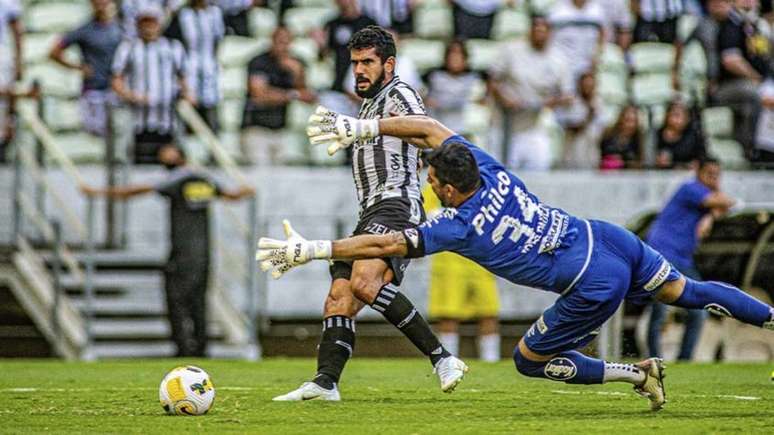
[111,36,187,134]
[165,5,225,108]
[353,75,426,212]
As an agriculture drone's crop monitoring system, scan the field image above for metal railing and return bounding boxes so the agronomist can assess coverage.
[13,102,97,360]
[176,100,262,359]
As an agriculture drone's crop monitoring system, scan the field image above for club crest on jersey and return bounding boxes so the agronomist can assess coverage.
[544,357,578,381]
[404,228,420,249]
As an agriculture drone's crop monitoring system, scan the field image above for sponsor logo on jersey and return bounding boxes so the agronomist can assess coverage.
[404,228,420,249]
[536,315,548,334]
[643,261,672,292]
[704,303,731,317]
[544,357,578,381]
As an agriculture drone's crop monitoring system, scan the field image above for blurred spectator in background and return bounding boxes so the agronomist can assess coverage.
[317,0,375,96]
[422,39,483,134]
[646,157,735,360]
[755,79,774,165]
[0,0,23,160]
[599,0,633,49]
[450,0,503,40]
[423,184,501,362]
[50,0,122,137]
[715,0,772,157]
[121,0,181,37]
[165,0,225,132]
[112,5,191,164]
[0,85,38,164]
[631,0,683,43]
[359,0,415,35]
[688,0,733,95]
[241,26,315,165]
[489,15,573,170]
[558,72,610,169]
[599,104,643,169]
[218,0,263,36]
[548,0,606,78]
[82,144,254,357]
[656,100,706,168]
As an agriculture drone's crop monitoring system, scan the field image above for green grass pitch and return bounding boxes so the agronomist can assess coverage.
[2,358,773,434]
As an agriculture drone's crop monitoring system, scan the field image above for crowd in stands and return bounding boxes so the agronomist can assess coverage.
[0,0,773,169]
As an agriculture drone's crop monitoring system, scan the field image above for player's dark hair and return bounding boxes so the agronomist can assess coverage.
[347,25,396,62]
[698,156,719,170]
[426,141,480,194]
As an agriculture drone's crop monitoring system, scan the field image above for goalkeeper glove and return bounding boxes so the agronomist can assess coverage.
[306,105,380,156]
[256,220,332,279]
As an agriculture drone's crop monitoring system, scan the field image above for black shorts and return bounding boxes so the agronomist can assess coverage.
[330,197,425,286]
[133,131,175,164]
[633,17,678,44]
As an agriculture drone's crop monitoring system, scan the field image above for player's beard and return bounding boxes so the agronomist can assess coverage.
[355,69,386,99]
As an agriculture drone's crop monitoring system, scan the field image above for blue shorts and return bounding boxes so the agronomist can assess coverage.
[524,220,681,355]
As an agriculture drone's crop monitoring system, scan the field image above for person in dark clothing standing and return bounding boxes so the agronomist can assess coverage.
[81,144,254,356]
[655,100,707,169]
[319,0,376,94]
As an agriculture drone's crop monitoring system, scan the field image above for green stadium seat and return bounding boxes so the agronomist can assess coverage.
[23,33,60,66]
[290,37,319,64]
[399,38,445,73]
[44,97,81,131]
[493,9,529,40]
[24,2,91,33]
[597,70,629,106]
[219,98,244,132]
[414,6,453,39]
[221,66,247,99]
[283,7,336,36]
[219,36,268,68]
[630,42,676,74]
[25,62,82,98]
[306,60,334,90]
[631,73,674,106]
[466,39,502,71]
[599,43,627,75]
[249,7,278,38]
[702,106,734,138]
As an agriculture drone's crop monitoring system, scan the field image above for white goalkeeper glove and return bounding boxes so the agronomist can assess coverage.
[306,105,380,156]
[256,220,333,279]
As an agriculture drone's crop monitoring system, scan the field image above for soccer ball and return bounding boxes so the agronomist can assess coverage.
[159,366,215,416]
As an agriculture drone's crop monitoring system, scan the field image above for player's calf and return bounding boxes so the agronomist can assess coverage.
[658,277,774,329]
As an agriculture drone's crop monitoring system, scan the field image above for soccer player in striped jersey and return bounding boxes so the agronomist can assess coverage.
[271,26,466,402]
[260,110,774,411]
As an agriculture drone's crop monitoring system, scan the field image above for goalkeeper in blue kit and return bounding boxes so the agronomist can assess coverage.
[257,107,774,411]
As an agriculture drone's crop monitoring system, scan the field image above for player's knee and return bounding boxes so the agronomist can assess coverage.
[323,292,355,317]
[512,346,547,378]
[349,276,381,304]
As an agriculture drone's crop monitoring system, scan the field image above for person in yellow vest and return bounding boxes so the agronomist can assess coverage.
[423,184,501,361]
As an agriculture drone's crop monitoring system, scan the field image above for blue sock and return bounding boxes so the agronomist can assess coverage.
[674,278,774,328]
[513,348,604,385]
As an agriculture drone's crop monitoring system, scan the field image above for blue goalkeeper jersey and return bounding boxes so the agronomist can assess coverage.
[405,135,591,294]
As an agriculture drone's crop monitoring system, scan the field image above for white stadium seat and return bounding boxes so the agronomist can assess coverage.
[25,62,82,98]
[306,60,334,90]
[290,37,319,64]
[24,2,91,33]
[283,7,336,36]
[631,73,674,106]
[465,39,501,71]
[597,70,629,106]
[23,33,60,66]
[54,132,104,163]
[249,7,278,38]
[219,98,245,132]
[493,8,529,40]
[44,97,82,131]
[630,43,676,74]
[399,38,445,73]
[414,6,453,39]
[219,36,269,68]
[599,43,627,75]
[702,106,734,139]
[221,66,247,99]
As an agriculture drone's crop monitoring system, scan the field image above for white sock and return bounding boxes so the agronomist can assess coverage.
[478,334,501,362]
[603,362,646,384]
[439,332,459,356]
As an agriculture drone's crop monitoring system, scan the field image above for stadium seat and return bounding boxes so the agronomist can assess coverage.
[44,97,81,131]
[529,0,559,13]
[465,39,502,71]
[249,7,278,38]
[629,43,676,74]
[23,33,59,66]
[414,6,453,39]
[709,138,747,168]
[221,66,247,99]
[24,2,91,33]
[678,14,699,42]
[290,37,319,65]
[219,36,269,68]
[283,7,336,36]
[463,104,491,135]
[306,60,334,90]
[631,73,674,106]
[54,132,104,163]
[702,106,734,139]
[679,42,708,105]
[598,43,627,75]
[597,70,629,106]
[25,62,82,98]
[219,98,245,132]
[493,8,529,40]
[399,38,445,73]
[295,0,334,6]
[286,100,315,132]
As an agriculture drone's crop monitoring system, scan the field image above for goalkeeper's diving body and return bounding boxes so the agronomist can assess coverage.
[259,108,774,411]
